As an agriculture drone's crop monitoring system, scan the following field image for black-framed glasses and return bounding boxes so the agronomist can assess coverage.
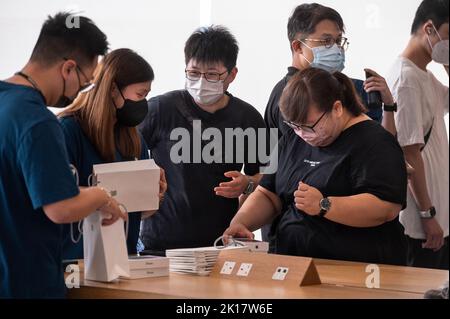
[63,57,92,91]
[185,69,228,83]
[301,36,350,51]
[284,112,328,133]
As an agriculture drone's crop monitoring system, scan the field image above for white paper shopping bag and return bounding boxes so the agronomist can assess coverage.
[83,211,130,282]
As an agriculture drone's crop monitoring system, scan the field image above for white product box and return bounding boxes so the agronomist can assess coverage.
[128,255,170,271]
[93,159,160,213]
[123,267,169,280]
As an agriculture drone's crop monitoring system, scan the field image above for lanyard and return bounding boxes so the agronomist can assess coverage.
[15,71,47,105]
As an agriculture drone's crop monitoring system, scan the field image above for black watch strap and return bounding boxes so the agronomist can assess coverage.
[383,102,397,112]
[319,209,328,217]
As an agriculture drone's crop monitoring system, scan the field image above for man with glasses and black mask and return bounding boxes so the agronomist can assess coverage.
[261,3,397,242]
[139,26,266,253]
[0,12,127,298]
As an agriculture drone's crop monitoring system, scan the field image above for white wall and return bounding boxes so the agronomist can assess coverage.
[1,0,448,110]
[1,0,448,241]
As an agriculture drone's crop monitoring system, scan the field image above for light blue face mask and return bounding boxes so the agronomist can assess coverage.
[301,42,346,73]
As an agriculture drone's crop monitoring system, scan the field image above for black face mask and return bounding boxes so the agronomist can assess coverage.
[116,90,148,127]
[53,94,73,108]
[53,68,87,108]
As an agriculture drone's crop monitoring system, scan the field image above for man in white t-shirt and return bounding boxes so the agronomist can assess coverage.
[387,0,449,270]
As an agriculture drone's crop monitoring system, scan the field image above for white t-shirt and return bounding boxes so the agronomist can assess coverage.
[387,57,449,239]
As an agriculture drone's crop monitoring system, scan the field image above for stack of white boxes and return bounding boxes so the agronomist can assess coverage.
[125,255,170,280]
[166,246,247,276]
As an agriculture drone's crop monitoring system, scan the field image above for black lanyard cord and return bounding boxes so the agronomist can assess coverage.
[15,71,47,105]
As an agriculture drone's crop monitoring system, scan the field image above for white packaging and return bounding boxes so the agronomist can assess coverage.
[93,159,160,213]
[83,212,130,282]
[124,267,169,280]
[233,239,269,253]
[128,255,170,270]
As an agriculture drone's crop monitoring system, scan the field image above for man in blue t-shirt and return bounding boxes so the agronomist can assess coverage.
[0,12,126,298]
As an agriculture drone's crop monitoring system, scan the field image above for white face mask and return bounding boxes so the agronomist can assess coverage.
[427,24,449,65]
[185,77,224,106]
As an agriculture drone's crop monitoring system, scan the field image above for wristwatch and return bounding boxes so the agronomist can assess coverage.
[243,178,255,195]
[383,102,397,112]
[419,206,436,219]
[319,197,332,217]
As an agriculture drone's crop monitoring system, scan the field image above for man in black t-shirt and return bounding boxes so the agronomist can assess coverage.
[139,26,267,252]
[265,3,383,139]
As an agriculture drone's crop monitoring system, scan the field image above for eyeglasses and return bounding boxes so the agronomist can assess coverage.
[301,37,350,51]
[283,112,328,133]
[63,57,92,91]
[185,69,228,83]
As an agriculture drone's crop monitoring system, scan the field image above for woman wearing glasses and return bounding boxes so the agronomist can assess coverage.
[223,68,408,265]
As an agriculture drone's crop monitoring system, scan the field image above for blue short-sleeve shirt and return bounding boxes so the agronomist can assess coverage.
[0,81,80,298]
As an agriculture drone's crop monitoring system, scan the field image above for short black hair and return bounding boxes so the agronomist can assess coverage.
[184,25,239,71]
[411,0,449,34]
[30,12,109,67]
[287,3,344,46]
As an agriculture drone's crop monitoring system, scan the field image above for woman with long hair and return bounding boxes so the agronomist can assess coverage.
[59,48,166,259]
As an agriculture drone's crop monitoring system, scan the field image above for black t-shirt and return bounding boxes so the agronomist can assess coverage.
[264,67,299,139]
[259,120,407,265]
[263,67,381,140]
[139,90,266,251]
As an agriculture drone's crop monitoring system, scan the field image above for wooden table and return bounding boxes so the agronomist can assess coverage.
[67,257,448,299]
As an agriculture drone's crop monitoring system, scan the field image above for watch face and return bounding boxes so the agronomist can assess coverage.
[320,198,331,211]
[244,181,254,194]
[430,207,436,217]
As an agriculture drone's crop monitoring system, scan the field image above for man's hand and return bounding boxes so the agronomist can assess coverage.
[421,218,445,251]
[294,182,323,216]
[364,68,395,105]
[214,171,249,198]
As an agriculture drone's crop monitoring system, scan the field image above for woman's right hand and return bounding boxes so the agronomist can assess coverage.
[99,196,128,226]
[222,223,254,244]
[159,168,168,203]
